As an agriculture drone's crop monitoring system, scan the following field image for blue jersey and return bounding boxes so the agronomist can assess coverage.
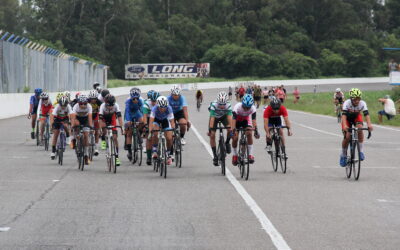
[30,95,40,107]
[124,98,144,121]
[167,95,187,113]
[150,105,174,121]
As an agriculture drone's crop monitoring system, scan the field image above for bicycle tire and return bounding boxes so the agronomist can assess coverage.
[272,136,279,172]
[36,121,40,146]
[346,142,352,178]
[79,136,85,171]
[176,137,182,168]
[44,123,49,151]
[239,141,246,179]
[58,149,63,165]
[174,136,181,168]
[111,138,116,173]
[159,141,164,177]
[89,133,95,161]
[162,139,167,179]
[58,132,65,166]
[353,141,361,180]
[133,131,138,164]
[219,137,226,176]
[280,142,287,174]
[138,133,143,166]
[245,142,250,180]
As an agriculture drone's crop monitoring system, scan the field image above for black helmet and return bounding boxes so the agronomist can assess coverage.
[105,94,116,106]
[270,97,281,110]
[101,89,110,98]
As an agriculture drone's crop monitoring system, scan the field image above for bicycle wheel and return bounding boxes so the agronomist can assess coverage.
[353,142,361,180]
[239,143,246,179]
[218,137,226,176]
[271,136,278,172]
[244,143,250,180]
[79,136,85,171]
[280,142,287,174]
[133,131,138,164]
[89,134,95,161]
[138,133,143,166]
[162,140,167,179]
[58,133,65,166]
[337,110,342,123]
[36,121,40,146]
[110,139,116,173]
[58,149,63,165]
[44,124,49,151]
[345,144,352,178]
[175,137,182,168]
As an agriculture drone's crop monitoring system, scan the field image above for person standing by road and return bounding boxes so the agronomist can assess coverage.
[275,86,286,103]
[293,87,300,104]
[378,95,396,124]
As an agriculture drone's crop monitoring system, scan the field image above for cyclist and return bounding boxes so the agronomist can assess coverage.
[238,85,245,100]
[333,88,345,114]
[228,86,233,100]
[149,96,175,165]
[143,90,160,165]
[88,90,102,156]
[37,92,53,145]
[64,91,71,102]
[196,89,203,105]
[208,92,233,166]
[168,85,190,145]
[339,88,373,167]
[99,94,124,166]
[28,88,42,139]
[231,94,260,165]
[275,86,286,103]
[50,96,72,160]
[264,98,292,154]
[93,82,100,91]
[70,95,93,165]
[124,87,144,161]
[98,89,110,103]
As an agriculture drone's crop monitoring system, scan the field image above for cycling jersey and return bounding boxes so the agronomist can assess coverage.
[254,87,262,97]
[52,104,72,119]
[150,105,174,121]
[30,95,41,114]
[37,99,53,117]
[72,103,93,117]
[167,95,188,113]
[209,101,232,119]
[196,90,203,98]
[99,103,122,118]
[342,99,368,119]
[334,92,345,104]
[143,99,155,115]
[90,99,102,119]
[232,103,256,122]
[264,105,288,127]
[124,97,144,122]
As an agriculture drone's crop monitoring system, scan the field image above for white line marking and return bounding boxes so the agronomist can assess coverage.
[312,166,397,169]
[377,199,400,203]
[292,121,342,138]
[0,227,10,232]
[52,180,60,182]
[290,110,400,132]
[191,124,291,250]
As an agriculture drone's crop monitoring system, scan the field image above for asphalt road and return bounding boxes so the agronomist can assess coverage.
[0,84,399,249]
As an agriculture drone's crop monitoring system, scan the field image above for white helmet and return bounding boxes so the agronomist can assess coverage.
[88,90,98,99]
[336,88,341,92]
[156,96,168,108]
[40,92,49,99]
[171,85,181,95]
[217,91,228,105]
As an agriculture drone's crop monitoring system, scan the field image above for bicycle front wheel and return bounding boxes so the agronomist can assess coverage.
[175,137,182,168]
[44,124,50,151]
[133,132,138,164]
[111,139,117,174]
[138,134,143,166]
[280,143,287,174]
[58,149,63,165]
[346,144,352,179]
[353,142,361,180]
[218,140,226,176]
[36,121,40,146]
[79,137,85,171]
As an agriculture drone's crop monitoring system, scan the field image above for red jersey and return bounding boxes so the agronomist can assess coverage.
[263,105,288,119]
[239,87,245,95]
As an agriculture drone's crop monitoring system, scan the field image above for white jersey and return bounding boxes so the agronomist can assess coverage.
[98,93,104,103]
[52,104,72,119]
[233,103,256,121]
[384,99,396,116]
[72,103,92,117]
[99,103,121,117]
[342,99,368,113]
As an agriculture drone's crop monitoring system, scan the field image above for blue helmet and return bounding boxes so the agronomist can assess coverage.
[242,94,254,108]
[147,90,154,99]
[34,88,42,95]
[150,91,160,102]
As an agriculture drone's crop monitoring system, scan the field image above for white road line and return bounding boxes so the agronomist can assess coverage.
[312,166,398,169]
[289,110,400,132]
[292,121,342,138]
[191,124,291,250]
[0,227,10,232]
[377,199,400,203]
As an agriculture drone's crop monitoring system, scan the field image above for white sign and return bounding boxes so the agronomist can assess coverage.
[390,71,400,85]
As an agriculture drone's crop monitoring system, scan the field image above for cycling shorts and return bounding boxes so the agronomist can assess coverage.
[235,118,252,129]
[174,110,185,121]
[53,117,69,130]
[342,113,363,130]
[210,116,229,130]
[153,118,171,130]
[103,114,117,131]
[76,116,90,128]
[268,117,282,127]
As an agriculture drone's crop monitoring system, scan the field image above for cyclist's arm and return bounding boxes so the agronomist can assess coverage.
[209,116,215,130]
[183,106,189,121]
[251,112,257,129]
[149,117,155,132]
[88,113,93,128]
[170,117,175,130]
[263,117,270,137]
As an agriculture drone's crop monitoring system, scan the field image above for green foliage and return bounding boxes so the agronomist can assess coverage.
[392,86,400,102]
[318,49,346,76]
[279,52,320,78]
[23,86,30,93]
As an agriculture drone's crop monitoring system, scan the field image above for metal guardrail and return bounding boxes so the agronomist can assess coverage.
[0,31,108,93]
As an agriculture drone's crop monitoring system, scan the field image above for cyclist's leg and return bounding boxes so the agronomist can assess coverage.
[39,115,45,142]
[124,120,133,154]
[355,114,365,157]
[110,115,120,160]
[151,121,161,158]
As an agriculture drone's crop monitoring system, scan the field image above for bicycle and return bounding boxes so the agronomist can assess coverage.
[35,120,40,146]
[55,123,67,166]
[130,121,143,166]
[196,98,202,112]
[236,128,251,180]
[88,129,95,161]
[267,125,289,173]
[74,125,85,171]
[152,128,171,179]
[105,125,122,174]
[41,116,50,151]
[216,123,230,176]
[345,127,371,180]
[172,123,185,168]
[336,104,342,123]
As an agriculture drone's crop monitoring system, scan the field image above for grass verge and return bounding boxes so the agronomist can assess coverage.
[284,90,400,127]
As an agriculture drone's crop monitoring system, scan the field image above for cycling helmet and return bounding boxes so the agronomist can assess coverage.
[349,88,362,98]
[56,92,64,102]
[130,87,141,98]
[96,86,102,94]
[171,85,181,95]
[93,82,100,89]
[156,96,168,108]
[64,91,71,101]
[59,96,69,106]
[335,88,341,92]
[147,90,154,99]
[75,92,81,99]
[270,97,281,110]
[101,89,110,98]
[150,91,160,102]
[217,91,228,105]
[242,94,254,108]
[78,95,88,104]
[88,90,98,99]
[34,88,42,95]
[105,94,116,106]
[40,92,49,99]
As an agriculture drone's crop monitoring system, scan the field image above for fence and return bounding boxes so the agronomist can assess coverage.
[0,32,108,93]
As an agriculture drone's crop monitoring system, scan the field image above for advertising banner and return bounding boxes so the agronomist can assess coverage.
[125,63,210,79]
[390,71,400,85]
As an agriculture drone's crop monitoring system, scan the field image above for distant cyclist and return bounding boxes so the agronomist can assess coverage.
[228,86,233,100]
[143,90,160,165]
[333,88,345,114]
[88,90,102,156]
[149,96,175,165]
[50,96,72,160]
[339,88,373,167]
[37,92,53,145]
[196,89,203,104]
[208,92,233,166]
[231,94,260,165]
[28,88,42,139]
[168,85,190,145]
[264,98,292,154]
[253,85,262,108]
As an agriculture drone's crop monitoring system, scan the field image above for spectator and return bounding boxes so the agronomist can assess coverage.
[263,87,269,105]
[275,86,286,103]
[388,59,398,73]
[378,95,396,124]
[281,84,287,94]
[293,87,300,104]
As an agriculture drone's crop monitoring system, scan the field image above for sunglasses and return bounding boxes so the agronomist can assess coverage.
[79,102,88,105]
[132,98,139,101]
[42,98,49,101]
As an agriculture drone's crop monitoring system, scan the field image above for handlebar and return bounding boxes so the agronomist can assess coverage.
[347,127,371,139]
